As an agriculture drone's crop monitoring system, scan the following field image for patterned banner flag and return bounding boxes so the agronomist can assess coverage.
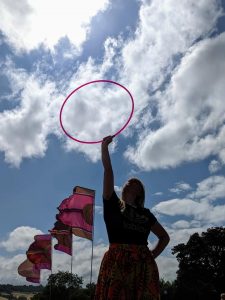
[73,186,95,197]
[49,221,72,255]
[57,186,95,240]
[18,259,40,284]
[27,234,52,270]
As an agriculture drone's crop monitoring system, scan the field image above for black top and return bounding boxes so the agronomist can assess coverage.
[103,191,157,245]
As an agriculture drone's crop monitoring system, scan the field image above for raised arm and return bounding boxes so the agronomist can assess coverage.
[101,136,114,200]
[150,221,170,259]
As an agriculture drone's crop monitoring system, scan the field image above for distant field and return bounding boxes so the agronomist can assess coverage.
[0,291,37,300]
[12,292,36,299]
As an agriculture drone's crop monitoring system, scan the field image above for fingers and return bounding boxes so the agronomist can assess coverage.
[103,135,113,141]
[102,135,113,146]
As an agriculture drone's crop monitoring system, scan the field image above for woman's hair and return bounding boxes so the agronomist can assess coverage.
[122,178,145,208]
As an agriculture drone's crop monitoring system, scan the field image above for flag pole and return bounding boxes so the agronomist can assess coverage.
[71,229,73,274]
[49,236,53,300]
[69,230,73,300]
[89,191,96,300]
[90,240,94,284]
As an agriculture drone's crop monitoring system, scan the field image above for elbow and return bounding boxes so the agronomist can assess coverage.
[160,233,170,246]
[103,192,113,200]
[164,233,170,245]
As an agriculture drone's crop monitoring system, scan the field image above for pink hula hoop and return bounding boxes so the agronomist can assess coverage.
[59,80,134,144]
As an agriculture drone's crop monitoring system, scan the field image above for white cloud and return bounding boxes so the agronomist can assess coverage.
[70,237,108,284]
[156,256,178,282]
[57,1,224,169]
[219,148,225,164]
[0,254,28,285]
[1,0,224,168]
[167,226,209,248]
[169,182,192,194]
[153,176,225,225]
[55,43,131,162]
[154,192,163,196]
[0,226,43,252]
[114,185,122,193]
[120,0,222,122]
[153,198,208,217]
[61,79,130,142]
[125,31,225,170]
[208,159,222,173]
[0,64,56,167]
[0,233,108,285]
[95,205,103,215]
[0,0,110,53]
[171,220,190,229]
[0,38,131,166]
[153,198,225,224]
[189,175,225,202]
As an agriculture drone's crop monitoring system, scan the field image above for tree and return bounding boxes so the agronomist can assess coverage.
[172,227,225,300]
[37,271,83,300]
[47,271,83,289]
[31,271,96,300]
[86,282,96,298]
[159,279,176,300]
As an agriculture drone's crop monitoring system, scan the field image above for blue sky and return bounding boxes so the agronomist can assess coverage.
[0,0,225,285]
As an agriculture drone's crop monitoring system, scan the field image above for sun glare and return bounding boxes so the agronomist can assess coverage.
[0,0,109,52]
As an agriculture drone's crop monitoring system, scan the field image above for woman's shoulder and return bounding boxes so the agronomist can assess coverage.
[103,190,120,203]
[145,208,157,225]
[137,206,157,223]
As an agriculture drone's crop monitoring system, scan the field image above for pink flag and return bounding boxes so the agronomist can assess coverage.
[26,277,40,283]
[18,259,40,284]
[57,186,95,240]
[49,221,72,255]
[73,186,95,197]
[27,234,52,270]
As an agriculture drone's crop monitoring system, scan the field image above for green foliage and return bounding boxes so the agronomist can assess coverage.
[30,294,40,300]
[31,294,46,300]
[159,278,176,300]
[172,226,225,300]
[0,285,43,294]
[43,271,82,300]
[47,271,83,289]
[31,271,95,300]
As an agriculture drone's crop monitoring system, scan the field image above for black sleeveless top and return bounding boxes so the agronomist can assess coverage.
[103,191,157,245]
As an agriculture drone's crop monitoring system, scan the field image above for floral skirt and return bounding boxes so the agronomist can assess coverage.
[94,243,160,300]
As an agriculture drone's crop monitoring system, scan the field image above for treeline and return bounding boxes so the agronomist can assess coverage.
[31,272,95,300]
[0,284,43,294]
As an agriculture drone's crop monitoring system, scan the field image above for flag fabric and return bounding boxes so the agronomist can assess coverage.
[26,276,40,283]
[74,186,95,197]
[26,234,52,270]
[57,186,95,240]
[49,221,72,255]
[18,259,40,284]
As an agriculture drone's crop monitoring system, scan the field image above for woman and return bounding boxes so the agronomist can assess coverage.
[94,136,170,300]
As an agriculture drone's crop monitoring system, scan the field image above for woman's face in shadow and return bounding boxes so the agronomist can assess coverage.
[122,180,143,205]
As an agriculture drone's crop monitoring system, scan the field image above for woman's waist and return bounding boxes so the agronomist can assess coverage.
[108,243,154,260]
[109,243,149,251]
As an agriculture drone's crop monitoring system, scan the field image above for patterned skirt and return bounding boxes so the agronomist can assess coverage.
[94,243,160,300]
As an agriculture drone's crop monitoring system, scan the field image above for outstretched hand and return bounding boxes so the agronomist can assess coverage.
[102,135,113,147]
[102,136,114,199]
